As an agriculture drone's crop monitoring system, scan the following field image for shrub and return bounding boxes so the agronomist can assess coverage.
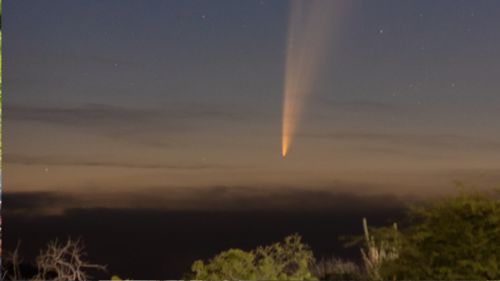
[190,234,317,280]
[311,257,364,280]
[191,249,256,280]
[381,188,500,279]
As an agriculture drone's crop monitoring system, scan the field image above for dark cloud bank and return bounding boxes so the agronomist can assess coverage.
[3,190,409,279]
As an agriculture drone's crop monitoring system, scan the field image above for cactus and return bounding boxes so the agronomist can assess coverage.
[360,218,400,281]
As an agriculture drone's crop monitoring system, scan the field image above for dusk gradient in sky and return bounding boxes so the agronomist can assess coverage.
[4,0,500,211]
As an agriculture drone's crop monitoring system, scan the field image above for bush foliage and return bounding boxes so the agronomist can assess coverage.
[311,257,364,280]
[189,234,317,280]
[380,189,500,279]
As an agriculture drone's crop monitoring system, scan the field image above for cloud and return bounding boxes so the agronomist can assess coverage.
[5,103,244,127]
[437,168,500,187]
[5,103,247,147]
[313,97,406,113]
[299,131,500,152]
[166,185,410,212]
[4,153,233,170]
[5,103,150,127]
[2,185,410,215]
[2,192,80,215]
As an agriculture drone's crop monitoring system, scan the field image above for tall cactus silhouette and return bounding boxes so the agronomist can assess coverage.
[360,218,400,281]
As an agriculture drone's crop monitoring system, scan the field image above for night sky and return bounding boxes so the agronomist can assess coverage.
[3,0,500,278]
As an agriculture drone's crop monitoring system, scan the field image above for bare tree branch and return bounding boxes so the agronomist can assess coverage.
[3,240,23,280]
[32,238,106,281]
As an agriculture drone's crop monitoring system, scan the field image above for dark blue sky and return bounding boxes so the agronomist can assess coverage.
[5,0,500,202]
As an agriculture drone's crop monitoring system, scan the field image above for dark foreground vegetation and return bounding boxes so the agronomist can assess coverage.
[3,187,500,280]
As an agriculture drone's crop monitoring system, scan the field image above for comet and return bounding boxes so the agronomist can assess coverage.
[281,0,348,157]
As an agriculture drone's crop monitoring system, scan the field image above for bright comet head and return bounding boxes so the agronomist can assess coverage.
[282,135,288,157]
